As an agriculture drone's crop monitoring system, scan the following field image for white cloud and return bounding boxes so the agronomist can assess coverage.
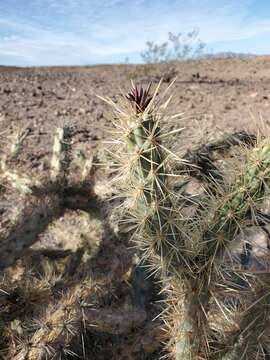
[0,0,270,65]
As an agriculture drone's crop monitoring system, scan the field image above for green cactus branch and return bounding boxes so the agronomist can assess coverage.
[105,82,193,274]
[105,81,270,360]
[201,141,270,261]
[182,140,270,358]
[104,82,204,359]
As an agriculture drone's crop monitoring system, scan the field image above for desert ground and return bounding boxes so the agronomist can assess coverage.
[1,56,270,162]
[1,56,270,359]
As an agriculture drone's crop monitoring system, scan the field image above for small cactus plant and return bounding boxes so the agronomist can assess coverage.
[105,80,270,359]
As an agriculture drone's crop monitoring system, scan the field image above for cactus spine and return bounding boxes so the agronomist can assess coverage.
[2,79,270,359]
[103,82,201,358]
[102,82,191,273]
[50,126,72,185]
[106,81,270,360]
[201,141,270,259]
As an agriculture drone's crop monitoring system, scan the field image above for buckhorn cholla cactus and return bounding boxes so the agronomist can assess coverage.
[105,81,270,360]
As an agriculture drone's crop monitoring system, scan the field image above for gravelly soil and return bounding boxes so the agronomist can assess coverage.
[0,57,270,179]
[1,56,270,148]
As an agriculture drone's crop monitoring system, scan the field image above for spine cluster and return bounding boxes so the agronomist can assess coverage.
[107,81,270,360]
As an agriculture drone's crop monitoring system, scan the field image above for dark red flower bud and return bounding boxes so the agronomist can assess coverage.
[126,83,153,113]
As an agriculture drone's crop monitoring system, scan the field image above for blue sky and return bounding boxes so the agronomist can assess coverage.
[0,0,270,66]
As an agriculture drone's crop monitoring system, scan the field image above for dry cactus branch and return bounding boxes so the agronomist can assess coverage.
[50,126,72,185]
[14,243,132,360]
[0,165,40,195]
[1,127,30,164]
[0,128,36,194]
[9,128,31,160]
[216,280,270,360]
[82,307,146,334]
